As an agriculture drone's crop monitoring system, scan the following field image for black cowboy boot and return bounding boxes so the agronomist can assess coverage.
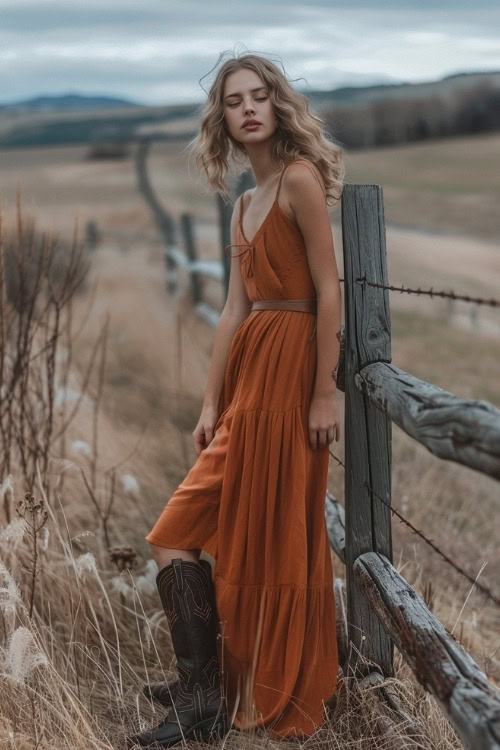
[142,679,179,707]
[127,558,229,748]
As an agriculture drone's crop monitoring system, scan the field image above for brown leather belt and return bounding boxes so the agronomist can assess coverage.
[251,298,317,314]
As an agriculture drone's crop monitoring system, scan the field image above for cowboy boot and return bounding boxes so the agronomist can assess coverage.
[127,558,229,747]
[142,679,179,706]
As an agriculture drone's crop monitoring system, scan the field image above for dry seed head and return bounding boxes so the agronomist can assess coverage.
[135,559,158,596]
[120,473,140,495]
[108,545,138,572]
[110,575,132,597]
[0,474,14,504]
[71,440,92,457]
[0,561,23,618]
[15,492,48,525]
[75,552,98,579]
[0,518,27,547]
[1,626,49,684]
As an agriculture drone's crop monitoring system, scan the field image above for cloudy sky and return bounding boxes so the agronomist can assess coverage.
[1,0,499,106]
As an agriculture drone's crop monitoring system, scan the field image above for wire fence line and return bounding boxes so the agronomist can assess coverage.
[328,448,500,609]
[336,275,500,308]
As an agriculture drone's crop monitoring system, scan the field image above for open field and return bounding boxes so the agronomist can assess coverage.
[1,127,499,588]
[0,130,499,747]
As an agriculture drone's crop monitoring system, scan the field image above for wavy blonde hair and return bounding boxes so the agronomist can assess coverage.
[186,51,346,206]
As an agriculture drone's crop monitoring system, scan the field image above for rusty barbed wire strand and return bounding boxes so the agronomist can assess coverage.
[336,275,500,308]
[328,449,500,609]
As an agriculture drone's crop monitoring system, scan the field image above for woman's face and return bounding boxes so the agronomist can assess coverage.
[222,68,277,145]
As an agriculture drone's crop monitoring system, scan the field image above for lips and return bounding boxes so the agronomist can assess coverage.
[242,121,261,129]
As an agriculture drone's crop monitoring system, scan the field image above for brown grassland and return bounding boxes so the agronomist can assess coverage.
[0,130,499,749]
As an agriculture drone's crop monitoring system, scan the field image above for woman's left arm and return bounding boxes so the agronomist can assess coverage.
[285,163,342,450]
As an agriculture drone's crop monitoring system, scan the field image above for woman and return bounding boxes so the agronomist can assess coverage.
[127,51,345,748]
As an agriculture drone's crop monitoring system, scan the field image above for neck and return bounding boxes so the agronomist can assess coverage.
[245,143,282,187]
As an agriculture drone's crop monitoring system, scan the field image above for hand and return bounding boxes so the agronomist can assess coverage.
[192,404,220,456]
[308,392,341,451]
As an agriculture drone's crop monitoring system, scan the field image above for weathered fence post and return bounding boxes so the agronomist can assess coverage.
[134,136,178,293]
[218,169,255,298]
[217,193,232,298]
[341,184,393,678]
[180,213,202,305]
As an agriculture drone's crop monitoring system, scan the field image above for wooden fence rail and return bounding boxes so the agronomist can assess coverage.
[164,169,254,323]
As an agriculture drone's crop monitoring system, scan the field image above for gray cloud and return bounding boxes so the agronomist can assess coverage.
[0,1,499,105]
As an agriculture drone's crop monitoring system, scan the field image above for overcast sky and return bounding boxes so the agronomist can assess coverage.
[1,0,499,106]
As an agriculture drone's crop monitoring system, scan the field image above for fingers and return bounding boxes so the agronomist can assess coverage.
[309,425,340,450]
[193,431,206,456]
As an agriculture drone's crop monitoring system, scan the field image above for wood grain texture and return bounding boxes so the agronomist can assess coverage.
[341,183,394,678]
[355,361,500,480]
[355,551,500,750]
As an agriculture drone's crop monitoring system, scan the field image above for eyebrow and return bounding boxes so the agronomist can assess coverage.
[224,86,267,101]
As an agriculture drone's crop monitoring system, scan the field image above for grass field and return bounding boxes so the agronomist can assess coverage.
[0,130,499,748]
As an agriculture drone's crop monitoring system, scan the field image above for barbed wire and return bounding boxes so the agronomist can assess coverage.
[328,449,500,609]
[336,276,500,308]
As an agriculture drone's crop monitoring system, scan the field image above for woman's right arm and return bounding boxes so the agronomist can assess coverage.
[192,193,252,455]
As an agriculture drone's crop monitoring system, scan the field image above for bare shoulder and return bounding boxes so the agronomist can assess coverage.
[283,158,326,196]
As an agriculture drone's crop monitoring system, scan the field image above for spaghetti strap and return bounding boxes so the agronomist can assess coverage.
[276,157,326,201]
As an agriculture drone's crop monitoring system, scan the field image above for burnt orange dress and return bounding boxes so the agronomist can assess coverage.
[145,157,339,738]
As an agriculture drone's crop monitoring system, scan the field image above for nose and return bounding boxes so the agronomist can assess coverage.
[244,101,255,115]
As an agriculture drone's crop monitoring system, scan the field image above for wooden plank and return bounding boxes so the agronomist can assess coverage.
[165,248,224,280]
[355,551,500,750]
[341,183,393,678]
[355,361,500,481]
[194,302,220,329]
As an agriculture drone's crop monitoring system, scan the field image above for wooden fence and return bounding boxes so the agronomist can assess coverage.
[134,147,500,747]
[159,167,254,325]
[327,184,500,750]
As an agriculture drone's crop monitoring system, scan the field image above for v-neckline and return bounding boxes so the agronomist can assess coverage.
[239,196,279,247]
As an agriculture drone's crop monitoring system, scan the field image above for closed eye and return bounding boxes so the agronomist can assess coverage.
[227,97,268,107]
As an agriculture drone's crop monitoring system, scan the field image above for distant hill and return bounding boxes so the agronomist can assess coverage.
[0,70,499,149]
[0,93,141,112]
[305,70,500,110]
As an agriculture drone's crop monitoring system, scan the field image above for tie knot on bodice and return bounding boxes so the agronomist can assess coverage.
[225,243,255,278]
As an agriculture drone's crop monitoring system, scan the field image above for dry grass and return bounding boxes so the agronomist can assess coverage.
[0,133,499,748]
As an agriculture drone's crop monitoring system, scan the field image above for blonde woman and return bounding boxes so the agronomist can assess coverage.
[128,51,345,748]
